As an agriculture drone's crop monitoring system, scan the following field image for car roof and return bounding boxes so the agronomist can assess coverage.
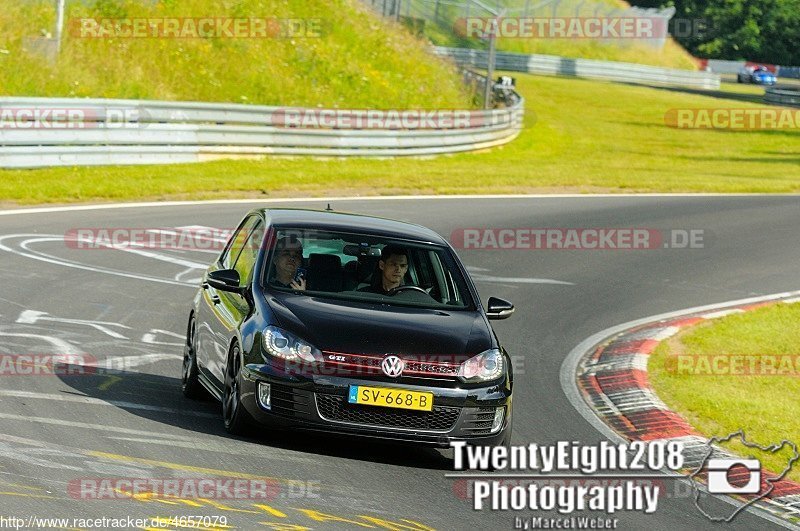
[254,208,449,245]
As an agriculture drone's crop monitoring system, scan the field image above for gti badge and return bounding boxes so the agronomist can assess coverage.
[381,355,405,378]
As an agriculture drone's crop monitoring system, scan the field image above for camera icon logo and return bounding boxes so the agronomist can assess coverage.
[690,430,798,522]
[706,458,761,494]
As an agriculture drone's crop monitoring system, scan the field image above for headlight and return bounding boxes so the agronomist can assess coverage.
[263,326,322,363]
[458,348,505,383]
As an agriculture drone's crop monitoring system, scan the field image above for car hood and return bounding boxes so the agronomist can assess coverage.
[265,293,492,359]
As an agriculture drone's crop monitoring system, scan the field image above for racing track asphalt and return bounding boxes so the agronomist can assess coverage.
[0,195,798,530]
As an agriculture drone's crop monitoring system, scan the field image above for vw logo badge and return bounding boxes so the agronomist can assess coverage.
[381,355,405,378]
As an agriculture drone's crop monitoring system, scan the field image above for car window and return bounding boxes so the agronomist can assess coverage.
[232,219,264,286]
[303,239,356,268]
[221,215,261,270]
[265,228,474,310]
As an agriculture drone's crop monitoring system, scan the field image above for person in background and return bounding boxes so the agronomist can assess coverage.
[270,235,306,290]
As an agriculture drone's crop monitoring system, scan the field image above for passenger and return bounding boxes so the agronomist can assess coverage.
[270,236,306,290]
[359,244,409,295]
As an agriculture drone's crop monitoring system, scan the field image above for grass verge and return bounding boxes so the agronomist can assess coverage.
[649,303,800,483]
[2,73,799,205]
[0,0,470,109]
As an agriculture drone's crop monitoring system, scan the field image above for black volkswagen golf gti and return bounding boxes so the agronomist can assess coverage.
[183,208,514,450]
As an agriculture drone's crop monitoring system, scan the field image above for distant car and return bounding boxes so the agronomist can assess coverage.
[183,208,514,451]
[737,65,777,85]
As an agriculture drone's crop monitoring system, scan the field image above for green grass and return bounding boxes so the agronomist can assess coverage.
[649,303,800,482]
[2,72,799,204]
[0,0,470,109]
[419,0,700,70]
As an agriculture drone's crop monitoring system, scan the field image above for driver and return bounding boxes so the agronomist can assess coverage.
[359,245,408,295]
[269,235,306,290]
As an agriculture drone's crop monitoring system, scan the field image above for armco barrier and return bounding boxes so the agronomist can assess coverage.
[435,47,721,90]
[777,66,800,79]
[702,59,746,75]
[765,86,800,107]
[0,94,524,169]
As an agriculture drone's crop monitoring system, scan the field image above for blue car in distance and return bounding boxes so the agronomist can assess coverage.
[737,65,777,85]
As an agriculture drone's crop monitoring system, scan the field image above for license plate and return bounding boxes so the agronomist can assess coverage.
[348,385,433,411]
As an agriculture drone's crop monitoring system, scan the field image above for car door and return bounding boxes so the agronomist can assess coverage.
[196,215,261,388]
[206,215,264,385]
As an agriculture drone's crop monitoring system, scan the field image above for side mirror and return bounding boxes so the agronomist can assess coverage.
[207,269,242,293]
[486,297,515,320]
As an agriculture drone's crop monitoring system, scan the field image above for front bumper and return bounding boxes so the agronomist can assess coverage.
[240,363,512,447]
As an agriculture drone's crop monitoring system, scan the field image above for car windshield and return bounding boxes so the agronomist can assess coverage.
[263,228,474,310]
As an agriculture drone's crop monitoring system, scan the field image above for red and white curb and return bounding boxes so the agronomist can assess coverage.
[561,291,800,528]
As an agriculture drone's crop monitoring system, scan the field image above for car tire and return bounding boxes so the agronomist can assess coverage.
[223,343,253,435]
[182,315,205,399]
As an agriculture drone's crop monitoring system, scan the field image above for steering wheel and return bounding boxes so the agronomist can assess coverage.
[388,285,429,296]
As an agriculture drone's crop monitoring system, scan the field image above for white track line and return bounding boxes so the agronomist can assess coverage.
[63,236,208,269]
[3,194,799,218]
[0,234,193,287]
[0,332,81,356]
[0,390,216,418]
[0,412,198,440]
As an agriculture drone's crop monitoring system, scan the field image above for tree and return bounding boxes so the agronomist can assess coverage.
[632,0,800,64]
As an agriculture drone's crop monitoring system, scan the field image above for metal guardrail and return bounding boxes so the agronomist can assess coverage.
[765,86,800,107]
[777,66,800,80]
[0,94,524,168]
[435,47,721,89]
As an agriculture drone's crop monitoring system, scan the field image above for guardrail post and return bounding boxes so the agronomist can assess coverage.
[484,17,497,109]
[55,0,66,55]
